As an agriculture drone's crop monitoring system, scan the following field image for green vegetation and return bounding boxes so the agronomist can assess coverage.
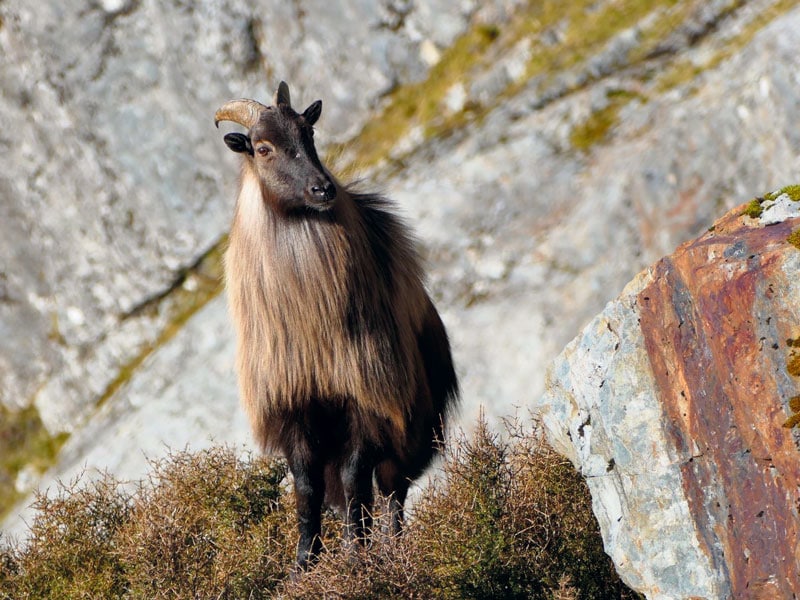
[0,421,638,599]
[0,405,69,521]
[570,90,643,151]
[742,197,765,218]
[326,22,502,174]
[787,229,800,250]
[705,0,800,70]
[742,184,800,220]
[654,58,705,94]
[767,184,800,202]
[329,0,698,170]
[520,0,679,73]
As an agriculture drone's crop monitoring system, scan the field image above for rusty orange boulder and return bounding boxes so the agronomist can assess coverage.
[538,187,800,599]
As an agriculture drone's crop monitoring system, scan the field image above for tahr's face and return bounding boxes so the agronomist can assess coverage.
[223,101,336,213]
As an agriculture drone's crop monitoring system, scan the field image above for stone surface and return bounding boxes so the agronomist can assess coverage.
[538,202,800,598]
[760,190,800,225]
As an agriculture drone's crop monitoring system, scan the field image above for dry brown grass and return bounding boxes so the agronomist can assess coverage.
[0,419,638,599]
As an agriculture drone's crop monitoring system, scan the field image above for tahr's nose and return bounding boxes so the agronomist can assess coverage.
[310,180,336,202]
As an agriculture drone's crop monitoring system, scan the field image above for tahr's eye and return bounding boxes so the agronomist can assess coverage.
[256,144,273,157]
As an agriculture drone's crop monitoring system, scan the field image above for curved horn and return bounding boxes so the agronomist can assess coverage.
[214,99,268,129]
[273,81,291,108]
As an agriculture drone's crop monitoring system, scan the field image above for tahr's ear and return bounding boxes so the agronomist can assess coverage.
[274,81,291,108]
[223,132,253,155]
[302,100,322,126]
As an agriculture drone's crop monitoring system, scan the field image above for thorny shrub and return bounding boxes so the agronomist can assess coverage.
[0,420,639,599]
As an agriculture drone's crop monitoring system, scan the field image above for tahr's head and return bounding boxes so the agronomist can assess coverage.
[215,81,336,213]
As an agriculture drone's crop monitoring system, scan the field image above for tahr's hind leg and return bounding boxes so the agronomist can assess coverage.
[376,460,409,536]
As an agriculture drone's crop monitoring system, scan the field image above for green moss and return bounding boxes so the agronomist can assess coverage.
[783,347,800,427]
[741,185,800,220]
[570,89,643,151]
[715,0,799,65]
[742,198,764,218]
[506,0,682,82]
[788,229,800,251]
[655,58,705,93]
[95,355,149,409]
[633,2,701,59]
[500,0,660,103]
[783,185,800,201]
[561,0,681,66]
[571,105,620,151]
[328,0,800,173]
[767,184,800,202]
[0,404,69,520]
[327,22,502,173]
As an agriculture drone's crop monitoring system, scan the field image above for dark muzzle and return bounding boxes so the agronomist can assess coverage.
[309,180,337,203]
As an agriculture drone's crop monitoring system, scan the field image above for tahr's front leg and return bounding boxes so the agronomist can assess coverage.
[341,447,376,547]
[287,451,324,569]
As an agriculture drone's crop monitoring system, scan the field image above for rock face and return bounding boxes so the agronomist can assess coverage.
[538,197,800,599]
